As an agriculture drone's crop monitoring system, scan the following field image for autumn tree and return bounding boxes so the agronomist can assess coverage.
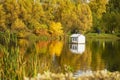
[49,21,63,37]
[18,0,45,29]
[11,18,26,31]
[74,3,92,33]
[0,4,6,31]
[3,0,21,29]
[0,0,93,38]
[89,0,108,33]
[52,0,92,34]
[56,0,76,33]
[41,0,55,23]
[1,0,48,34]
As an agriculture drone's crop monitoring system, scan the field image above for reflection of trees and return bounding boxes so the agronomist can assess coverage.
[48,41,64,73]
[59,43,92,72]
[2,39,119,79]
[21,40,64,76]
[24,53,53,76]
[59,40,107,72]
[102,41,120,72]
[90,40,105,71]
[35,41,49,54]
[22,40,53,76]
[18,39,29,54]
[48,41,63,56]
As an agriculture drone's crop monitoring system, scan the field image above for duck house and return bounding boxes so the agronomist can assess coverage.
[70,34,85,43]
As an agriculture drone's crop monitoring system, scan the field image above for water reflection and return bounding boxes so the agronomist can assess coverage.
[49,41,63,56]
[1,38,120,79]
[48,41,64,72]
[102,40,120,72]
[60,41,92,72]
[69,43,85,54]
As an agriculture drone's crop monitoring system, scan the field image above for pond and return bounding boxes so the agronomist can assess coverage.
[0,38,120,79]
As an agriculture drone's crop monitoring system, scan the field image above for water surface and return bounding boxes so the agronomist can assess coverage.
[0,39,120,78]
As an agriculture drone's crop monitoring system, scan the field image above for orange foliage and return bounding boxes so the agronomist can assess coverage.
[34,29,49,36]
[35,41,49,54]
[36,41,49,49]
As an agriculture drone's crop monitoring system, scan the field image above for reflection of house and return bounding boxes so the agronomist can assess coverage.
[69,44,85,54]
[70,34,85,43]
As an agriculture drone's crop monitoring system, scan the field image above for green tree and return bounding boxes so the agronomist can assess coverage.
[107,0,120,13]
[101,0,120,33]
[89,0,108,33]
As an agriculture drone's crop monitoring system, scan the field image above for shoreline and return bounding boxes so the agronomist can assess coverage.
[24,70,120,80]
[85,33,120,40]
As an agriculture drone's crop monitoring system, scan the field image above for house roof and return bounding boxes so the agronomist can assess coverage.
[70,34,84,37]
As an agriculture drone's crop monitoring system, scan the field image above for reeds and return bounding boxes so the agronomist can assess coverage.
[0,31,53,79]
[0,30,24,80]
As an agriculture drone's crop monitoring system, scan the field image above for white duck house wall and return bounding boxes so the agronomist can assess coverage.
[70,34,85,43]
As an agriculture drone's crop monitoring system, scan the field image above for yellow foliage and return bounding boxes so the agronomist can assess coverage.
[89,0,108,19]
[30,19,41,29]
[11,18,26,30]
[0,4,6,30]
[77,4,93,32]
[18,39,28,48]
[49,41,63,56]
[49,21,63,36]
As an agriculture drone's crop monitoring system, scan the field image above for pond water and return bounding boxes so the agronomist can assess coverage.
[0,39,120,79]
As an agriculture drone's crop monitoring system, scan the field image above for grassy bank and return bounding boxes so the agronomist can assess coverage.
[85,33,120,40]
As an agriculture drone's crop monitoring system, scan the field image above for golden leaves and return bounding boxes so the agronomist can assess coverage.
[49,21,63,36]
[11,18,26,30]
[49,41,63,56]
